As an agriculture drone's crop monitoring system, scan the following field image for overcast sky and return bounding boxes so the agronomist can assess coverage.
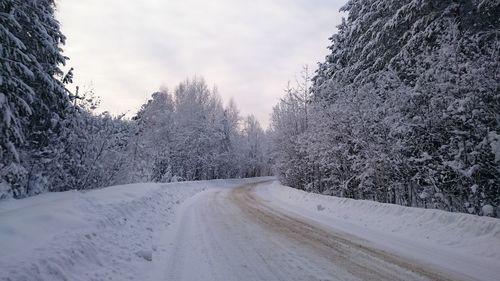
[57,0,345,127]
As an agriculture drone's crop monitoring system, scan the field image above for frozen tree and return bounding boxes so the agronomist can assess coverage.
[270,67,313,189]
[43,87,130,191]
[0,0,69,198]
[170,78,222,180]
[216,98,242,178]
[271,0,500,217]
[123,77,272,183]
[123,90,175,183]
[239,115,266,177]
[0,1,270,201]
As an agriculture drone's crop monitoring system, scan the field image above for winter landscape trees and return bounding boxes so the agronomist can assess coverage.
[270,0,499,217]
[126,78,272,183]
[1,0,498,218]
[0,1,270,199]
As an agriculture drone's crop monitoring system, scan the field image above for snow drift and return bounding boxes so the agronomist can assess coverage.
[256,181,500,280]
[0,178,268,281]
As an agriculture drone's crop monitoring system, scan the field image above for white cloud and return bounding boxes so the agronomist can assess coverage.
[57,0,345,127]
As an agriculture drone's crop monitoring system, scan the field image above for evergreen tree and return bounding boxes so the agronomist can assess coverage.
[0,0,69,198]
[272,0,500,216]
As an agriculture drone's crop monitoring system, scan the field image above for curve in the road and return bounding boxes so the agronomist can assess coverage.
[162,182,471,281]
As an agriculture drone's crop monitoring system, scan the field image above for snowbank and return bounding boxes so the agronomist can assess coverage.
[256,181,500,280]
[0,178,269,281]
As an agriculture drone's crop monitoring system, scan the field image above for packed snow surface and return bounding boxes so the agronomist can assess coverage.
[256,181,500,281]
[1,178,499,281]
[0,178,267,281]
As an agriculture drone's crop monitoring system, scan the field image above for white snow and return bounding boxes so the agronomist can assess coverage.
[256,181,500,281]
[135,250,153,262]
[1,178,499,281]
[0,178,268,281]
[482,204,494,217]
[488,131,500,162]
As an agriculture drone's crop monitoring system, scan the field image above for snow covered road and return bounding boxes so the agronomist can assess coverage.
[0,179,269,281]
[2,178,498,281]
[151,181,496,281]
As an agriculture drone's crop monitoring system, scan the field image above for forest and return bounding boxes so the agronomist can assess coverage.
[270,0,499,217]
[1,0,499,217]
[0,0,271,198]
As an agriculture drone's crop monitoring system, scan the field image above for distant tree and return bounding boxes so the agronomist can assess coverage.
[239,115,266,177]
[124,90,175,183]
[124,77,272,183]
[0,0,271,201]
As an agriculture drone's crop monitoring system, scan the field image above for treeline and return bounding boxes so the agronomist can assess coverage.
[124,79,272,184]
[270,0,499,217]
[0,1,270,199]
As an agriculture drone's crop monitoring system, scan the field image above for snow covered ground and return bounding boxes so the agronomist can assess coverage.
[256,181,500,281]
[0,178,268,281]
[1,178,499,281]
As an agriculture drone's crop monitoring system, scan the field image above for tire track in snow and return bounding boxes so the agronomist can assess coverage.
[160,181,473,281]
[230,183,471,281]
